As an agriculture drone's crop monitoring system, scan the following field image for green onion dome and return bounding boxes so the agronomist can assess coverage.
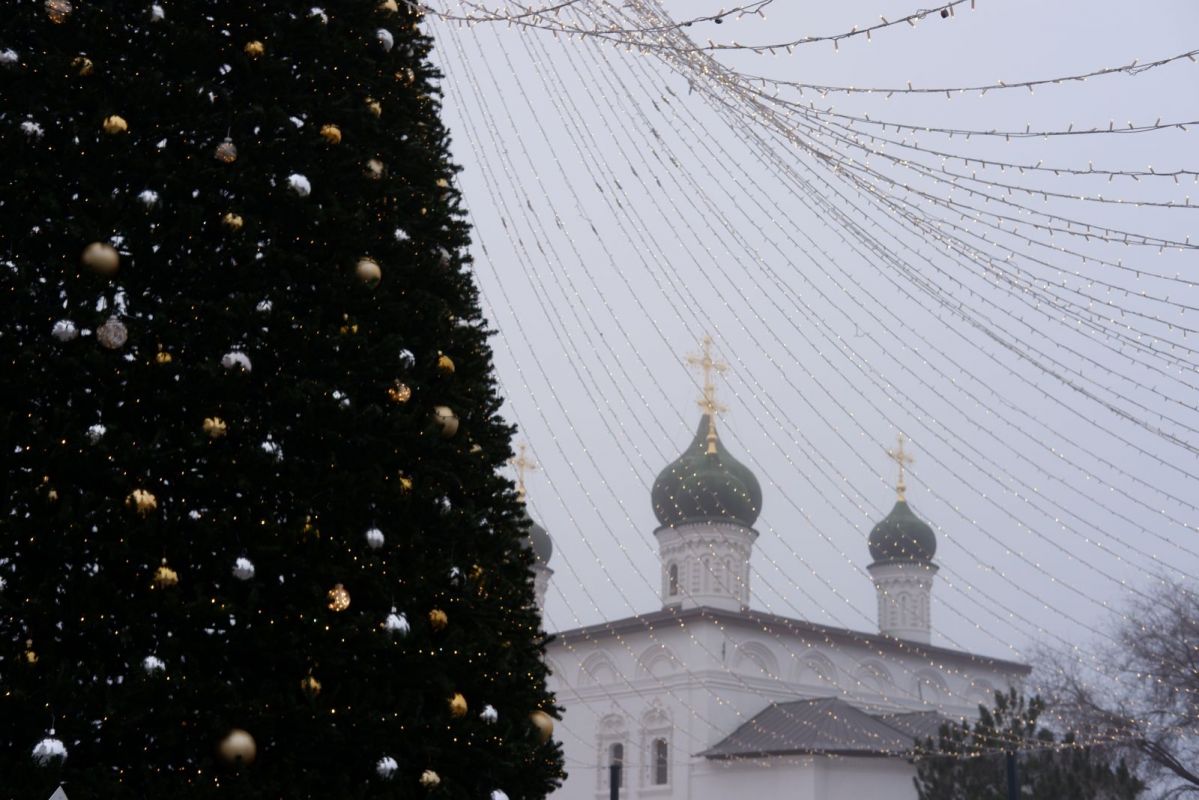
[651,414,762,528]
[867,500,936,564]
[520,505,553,564]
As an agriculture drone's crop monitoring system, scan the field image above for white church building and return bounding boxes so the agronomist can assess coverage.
[526,346,1029,800]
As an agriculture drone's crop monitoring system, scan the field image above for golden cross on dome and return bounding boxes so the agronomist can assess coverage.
[510,442,538,500]
[887,433,914,501]
[685,335,728,455]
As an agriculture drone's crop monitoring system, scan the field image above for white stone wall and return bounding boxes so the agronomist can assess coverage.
[545,615,1021,800]
[867,562,938,644]
[654,521,758,612]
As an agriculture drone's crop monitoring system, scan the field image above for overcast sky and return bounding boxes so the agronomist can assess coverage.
[425,0,1198,670]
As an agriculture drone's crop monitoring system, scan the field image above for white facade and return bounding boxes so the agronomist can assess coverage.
[867,561,939,645]
[654,520,757,612]
[544,608,1025,800]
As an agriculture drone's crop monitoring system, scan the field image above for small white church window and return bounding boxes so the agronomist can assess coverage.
[652,738,668,785]
[668,563,679,596]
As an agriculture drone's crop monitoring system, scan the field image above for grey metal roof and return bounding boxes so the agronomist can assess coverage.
[701,697,954,760]
[551,605,1030,675]
[875,710,951,743]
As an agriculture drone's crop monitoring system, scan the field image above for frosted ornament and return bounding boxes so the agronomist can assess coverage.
[143,655,165,673]
[52,320,78,342]
[232,557,255,581]
[138,189,159,207]
[376,756,398,778]
[86,424,106,443]
[287,173,311,197]
[491,791,510,800]
[309,7,328,24]
[21,121,44,139]
[376,29,395,51]
[0,49,18,66]
[45,0,73,23]
[480,704,498,723]
[383,609,409,636]
[150,4,164,20]
[96,316,128,349]
[398,348,415,369]
[221,351,251,372]
[32,731,67,765]
[214,138,238,163]
[365,528,385,549]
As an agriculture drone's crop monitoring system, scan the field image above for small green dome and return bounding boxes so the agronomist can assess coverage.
[520,506,553,564]
[868,500,936,564]
[652,415,762,528]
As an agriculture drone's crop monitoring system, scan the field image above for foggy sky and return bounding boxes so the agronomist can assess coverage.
[426,0,1198,670]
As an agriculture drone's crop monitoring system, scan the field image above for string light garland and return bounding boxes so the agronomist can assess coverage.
[743,48,1199,97]
[436,14,1194,734]
[426,0,1199,777]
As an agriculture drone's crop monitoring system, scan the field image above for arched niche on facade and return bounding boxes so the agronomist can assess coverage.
[795,651,838,688]
[732,640,779,679]
[854,659,895,696]
[579,651,619,687]
[914,668,950,706]
[636,643,680,680]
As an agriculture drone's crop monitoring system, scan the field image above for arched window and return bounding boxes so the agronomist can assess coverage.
[652,738,668,785]
[609,742,624,790]
[668,564,679,596]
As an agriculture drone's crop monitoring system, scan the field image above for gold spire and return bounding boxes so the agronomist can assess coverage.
[510,442,538,501]
[887,433,914,501]
[685,335,728,455]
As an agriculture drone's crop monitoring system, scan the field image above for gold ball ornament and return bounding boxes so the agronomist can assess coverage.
[398,474,414,493]
[319,124,342,144]
[432,405,459,438]
[327,583,351,612]
[366,98,383,118]
[81,242,120,277]
[72,56,94,76]
[203,417,228,439]
[420,770,441,789]
[530,710,555,744]
[388,381,412,404]
[45,0,73,23]
[243,40,265,58]
[218,728,257,765]
[428,608,448,631]
[222,212,244,231]
[127,488,158,516]
[102,115,128,135]
[155,349,173,365]
[214,138,238,163]
[436,352,455,376]
[378,0,399,12]
[356,257,382,288]
[24,639,38,664]
[449,692,468,718]
[152,560,179,588]
[300,673,322,697]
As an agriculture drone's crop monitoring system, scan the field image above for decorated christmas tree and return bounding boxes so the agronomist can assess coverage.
[0,2,563,797]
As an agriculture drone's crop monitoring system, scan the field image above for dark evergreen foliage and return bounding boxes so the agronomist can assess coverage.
[914,690,1143,800]
[0,2,563,797]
